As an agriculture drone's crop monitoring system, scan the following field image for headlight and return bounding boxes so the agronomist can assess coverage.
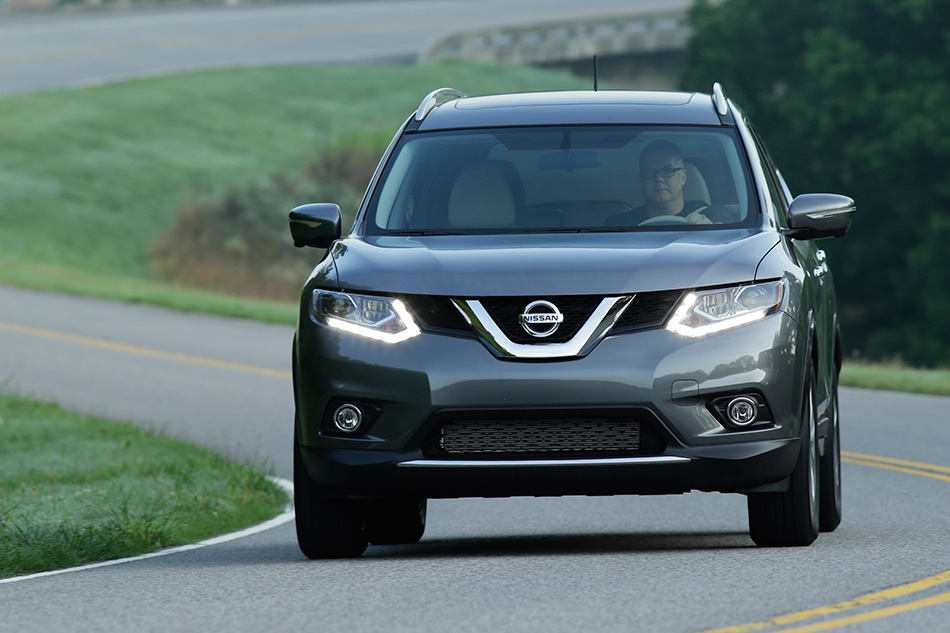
[665,280,786,338]
[312,290,420,343]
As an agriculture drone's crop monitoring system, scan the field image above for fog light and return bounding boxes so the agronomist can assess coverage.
[333,404,363,433]
[727,397,758,427]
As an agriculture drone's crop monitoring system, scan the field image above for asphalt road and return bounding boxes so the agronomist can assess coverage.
[1,2,950,631]
[2,281,950,633]
[0,0,688,97]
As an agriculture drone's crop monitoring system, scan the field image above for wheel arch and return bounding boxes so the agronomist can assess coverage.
[794,309,818,437]
[834,325,843,377]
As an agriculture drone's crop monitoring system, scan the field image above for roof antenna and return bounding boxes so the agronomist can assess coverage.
[593,55,599,91]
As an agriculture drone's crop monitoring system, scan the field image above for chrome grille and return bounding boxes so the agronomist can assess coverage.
[480,296,600,344]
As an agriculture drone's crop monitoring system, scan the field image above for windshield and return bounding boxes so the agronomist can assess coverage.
[363,125,758,235]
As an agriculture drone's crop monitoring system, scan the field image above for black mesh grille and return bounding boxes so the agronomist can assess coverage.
[614,290,683,332]
[481,296,601,344]
[404,296,471,334]
[429,416,666,457]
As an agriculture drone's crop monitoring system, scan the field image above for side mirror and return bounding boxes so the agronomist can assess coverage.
[289,203,342,248]
[784,194,855,240]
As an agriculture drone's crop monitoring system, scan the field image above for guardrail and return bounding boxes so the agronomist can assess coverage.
[421,9,691,65]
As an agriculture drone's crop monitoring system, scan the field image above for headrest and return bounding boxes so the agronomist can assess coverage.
[683,161,710,205]
[448,162,517,228]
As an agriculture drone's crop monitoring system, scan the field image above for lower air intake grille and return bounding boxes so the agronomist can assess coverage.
[435,418,664,456]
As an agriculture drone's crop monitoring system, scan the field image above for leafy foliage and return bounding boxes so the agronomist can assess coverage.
[680,0,950,366]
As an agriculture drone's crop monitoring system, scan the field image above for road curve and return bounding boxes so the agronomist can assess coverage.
[2,286,950,633]
[0,0,688,97]
[1,3,949,631]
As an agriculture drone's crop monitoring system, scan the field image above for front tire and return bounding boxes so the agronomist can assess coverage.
[294,430,368,559]
[748,363,820,547]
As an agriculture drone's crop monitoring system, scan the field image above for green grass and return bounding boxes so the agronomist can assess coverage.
[840,363,950,397]
[0,394,288,579]
[0,261,298,324]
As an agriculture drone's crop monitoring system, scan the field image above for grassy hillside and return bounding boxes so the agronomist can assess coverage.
[1,62,945,391]
[0,62,588,311]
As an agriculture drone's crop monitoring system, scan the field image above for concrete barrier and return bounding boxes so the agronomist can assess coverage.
[421,10,691,65]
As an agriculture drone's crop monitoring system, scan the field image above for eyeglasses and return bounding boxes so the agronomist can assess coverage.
[640,166,684,180]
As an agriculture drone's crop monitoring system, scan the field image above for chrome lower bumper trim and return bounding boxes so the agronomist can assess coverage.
[397,456,690,468]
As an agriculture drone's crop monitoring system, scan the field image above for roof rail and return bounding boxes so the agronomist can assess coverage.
[415,88,467,122]
[712,82,729,116]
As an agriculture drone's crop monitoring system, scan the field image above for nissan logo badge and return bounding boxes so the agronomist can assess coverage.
[519,300,564,338]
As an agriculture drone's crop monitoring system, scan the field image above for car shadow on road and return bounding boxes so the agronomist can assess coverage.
[120,530,754,571]
[363,531,755,559]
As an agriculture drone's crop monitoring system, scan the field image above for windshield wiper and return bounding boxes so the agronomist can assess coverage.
[384,230,464,236]
[519,229,584,235]
[520,228,628,234]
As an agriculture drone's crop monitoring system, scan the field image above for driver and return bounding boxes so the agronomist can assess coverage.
[608,140,717,226]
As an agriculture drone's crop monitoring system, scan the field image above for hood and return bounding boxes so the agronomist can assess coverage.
[327,230,780,297]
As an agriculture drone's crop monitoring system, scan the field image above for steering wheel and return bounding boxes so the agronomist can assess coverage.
[638,215,690,226]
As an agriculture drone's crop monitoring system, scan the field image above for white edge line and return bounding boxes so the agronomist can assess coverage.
[0,476,294,586]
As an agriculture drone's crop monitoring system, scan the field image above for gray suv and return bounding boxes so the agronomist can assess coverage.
[289,84,855,558]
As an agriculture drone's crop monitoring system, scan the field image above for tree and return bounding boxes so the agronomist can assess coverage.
[680,0,950,367]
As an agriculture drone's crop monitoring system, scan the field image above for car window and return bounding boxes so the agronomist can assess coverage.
[364,126,759,235]
[747,124,790,228]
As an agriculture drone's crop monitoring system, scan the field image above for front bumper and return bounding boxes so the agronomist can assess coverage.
[299,438,799,498]
[294,309,806,498]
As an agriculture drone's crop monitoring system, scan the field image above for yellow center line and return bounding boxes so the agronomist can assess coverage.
[0,320,291,379]
[701,571,950,633]
[699,454,950,633]
[842,458,950,484]
[843,451,950,475]
[773,593,950,633]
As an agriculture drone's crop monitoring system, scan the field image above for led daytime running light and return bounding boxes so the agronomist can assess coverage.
[665,280,785,338]
[314,291,421,344]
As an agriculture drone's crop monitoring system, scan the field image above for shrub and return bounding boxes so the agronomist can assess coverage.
[150,139,383,301]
